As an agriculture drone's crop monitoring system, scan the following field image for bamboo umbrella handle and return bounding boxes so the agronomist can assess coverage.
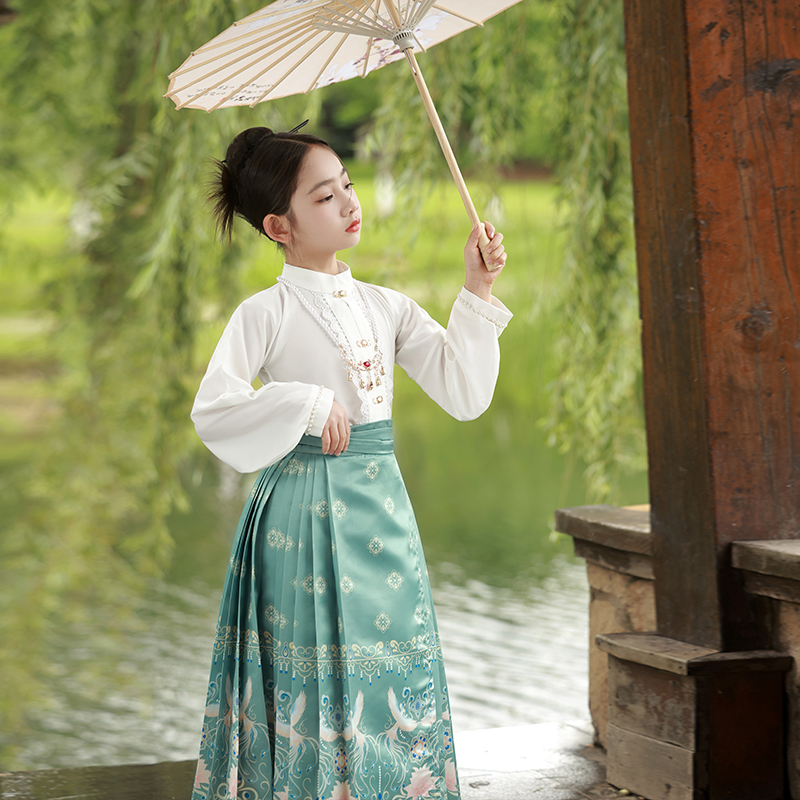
[401,48,498,269]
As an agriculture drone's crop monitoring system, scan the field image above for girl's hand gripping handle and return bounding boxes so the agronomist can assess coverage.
[464,221,507,303]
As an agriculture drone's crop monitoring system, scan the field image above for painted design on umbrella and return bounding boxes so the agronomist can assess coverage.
[166,2,507,112]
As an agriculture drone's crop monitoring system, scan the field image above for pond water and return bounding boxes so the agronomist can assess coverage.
[0,182,648,770]
[8,382,638,771]
[19,558,589,769]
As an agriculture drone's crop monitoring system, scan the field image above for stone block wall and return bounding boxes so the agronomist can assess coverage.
[554,505,655,748]
[585,563,655,746]
[558,508,800,797]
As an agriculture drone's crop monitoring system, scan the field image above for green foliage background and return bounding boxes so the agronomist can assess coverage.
[0,0,642,768]
[545,0,644,498]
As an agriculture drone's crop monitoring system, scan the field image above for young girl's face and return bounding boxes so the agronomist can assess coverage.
[283,145,361,262]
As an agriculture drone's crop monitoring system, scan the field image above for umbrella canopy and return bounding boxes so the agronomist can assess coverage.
[165,0,520,112]
[165,0,522,260]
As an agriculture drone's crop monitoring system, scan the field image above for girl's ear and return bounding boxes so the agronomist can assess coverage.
[263,213,291,244]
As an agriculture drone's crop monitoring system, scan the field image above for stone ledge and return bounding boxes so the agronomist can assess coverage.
[732,541,800,604]
[732,540,800,581]
[596,632,792,676]
[555,505,653,580]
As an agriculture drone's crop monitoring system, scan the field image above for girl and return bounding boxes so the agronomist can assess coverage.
[191,124,511,800]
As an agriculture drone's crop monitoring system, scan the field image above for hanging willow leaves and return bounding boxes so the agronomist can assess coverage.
[365,0,644,500]
[543,0,646,501]
[365,2,560,220]
[0,0,317,766]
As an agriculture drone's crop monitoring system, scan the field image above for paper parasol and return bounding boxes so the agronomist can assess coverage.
[165,0,523,254]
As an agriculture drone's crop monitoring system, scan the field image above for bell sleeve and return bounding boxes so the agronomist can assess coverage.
[392,286,513,420]
[191,296,334,473]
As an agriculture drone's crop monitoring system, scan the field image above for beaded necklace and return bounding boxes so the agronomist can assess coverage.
[276,276,387,394]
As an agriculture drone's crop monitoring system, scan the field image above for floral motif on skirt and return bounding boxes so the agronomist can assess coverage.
[192,421,460,800]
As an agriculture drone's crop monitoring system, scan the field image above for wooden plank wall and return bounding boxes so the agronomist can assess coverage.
[624,0,800,649]
[685,2,800,544]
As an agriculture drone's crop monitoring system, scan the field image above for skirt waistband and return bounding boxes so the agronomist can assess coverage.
[294,419,394,457]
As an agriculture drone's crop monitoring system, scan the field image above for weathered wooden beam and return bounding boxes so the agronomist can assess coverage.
[554,505,652,555]
[624,0,722,650]
[556,504,654,579]
[598,633,789,800]
[685,2,800,550]
[625,0,800,650]
[733,540,800,603]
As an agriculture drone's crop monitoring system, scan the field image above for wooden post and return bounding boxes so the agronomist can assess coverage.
[596,1,800,796]
[625,0,800,651]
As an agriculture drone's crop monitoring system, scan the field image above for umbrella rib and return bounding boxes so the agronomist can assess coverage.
[357,0,392,28]
[190,11,319,57]
[337,0,392,29]
[175,28,318,99]
[171,17,316,79]
[315,18,384,37]
[179,29,324,110]
[304,34,349,93]
[315,1,391,37]
[402,0,418,26]
[249,34,330,107]
[220,29,335,110]
[431,4,484,26]
[409,0,439,27]
[377,0,407,34]
[240,0,329,24]
[361,36,374,77]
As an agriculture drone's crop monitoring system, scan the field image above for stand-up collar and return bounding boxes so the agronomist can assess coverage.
[281,262,354,294]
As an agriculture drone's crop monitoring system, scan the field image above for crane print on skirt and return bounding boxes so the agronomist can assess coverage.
[192,421,459,800]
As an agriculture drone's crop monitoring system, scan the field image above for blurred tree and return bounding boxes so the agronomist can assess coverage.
[365,1,560,214]
[0,0,317,766]
[542,0,645,500]
[0,0,643,767]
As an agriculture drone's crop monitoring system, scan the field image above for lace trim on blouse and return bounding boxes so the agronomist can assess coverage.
[352,284,394,419]
[305,384,326,434]
[276,277,390,424]
[313,291,371,424]
[458,293,508,330]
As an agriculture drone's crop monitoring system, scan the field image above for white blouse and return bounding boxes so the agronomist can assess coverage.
[191,262,513,473]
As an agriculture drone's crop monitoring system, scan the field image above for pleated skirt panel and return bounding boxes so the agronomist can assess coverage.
[192,421,460,800]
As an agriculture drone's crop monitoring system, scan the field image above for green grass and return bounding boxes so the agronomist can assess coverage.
[0,191,73,315]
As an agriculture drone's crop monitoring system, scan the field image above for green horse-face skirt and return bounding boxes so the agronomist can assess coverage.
[191,420,460,800]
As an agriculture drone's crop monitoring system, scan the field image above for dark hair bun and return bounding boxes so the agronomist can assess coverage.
[224,127,274,175]
[208,126,331,243]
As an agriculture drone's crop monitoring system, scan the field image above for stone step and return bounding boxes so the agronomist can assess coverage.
[0,720,624,800]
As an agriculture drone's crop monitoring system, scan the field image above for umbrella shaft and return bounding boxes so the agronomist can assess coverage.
[403,49,491,252]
